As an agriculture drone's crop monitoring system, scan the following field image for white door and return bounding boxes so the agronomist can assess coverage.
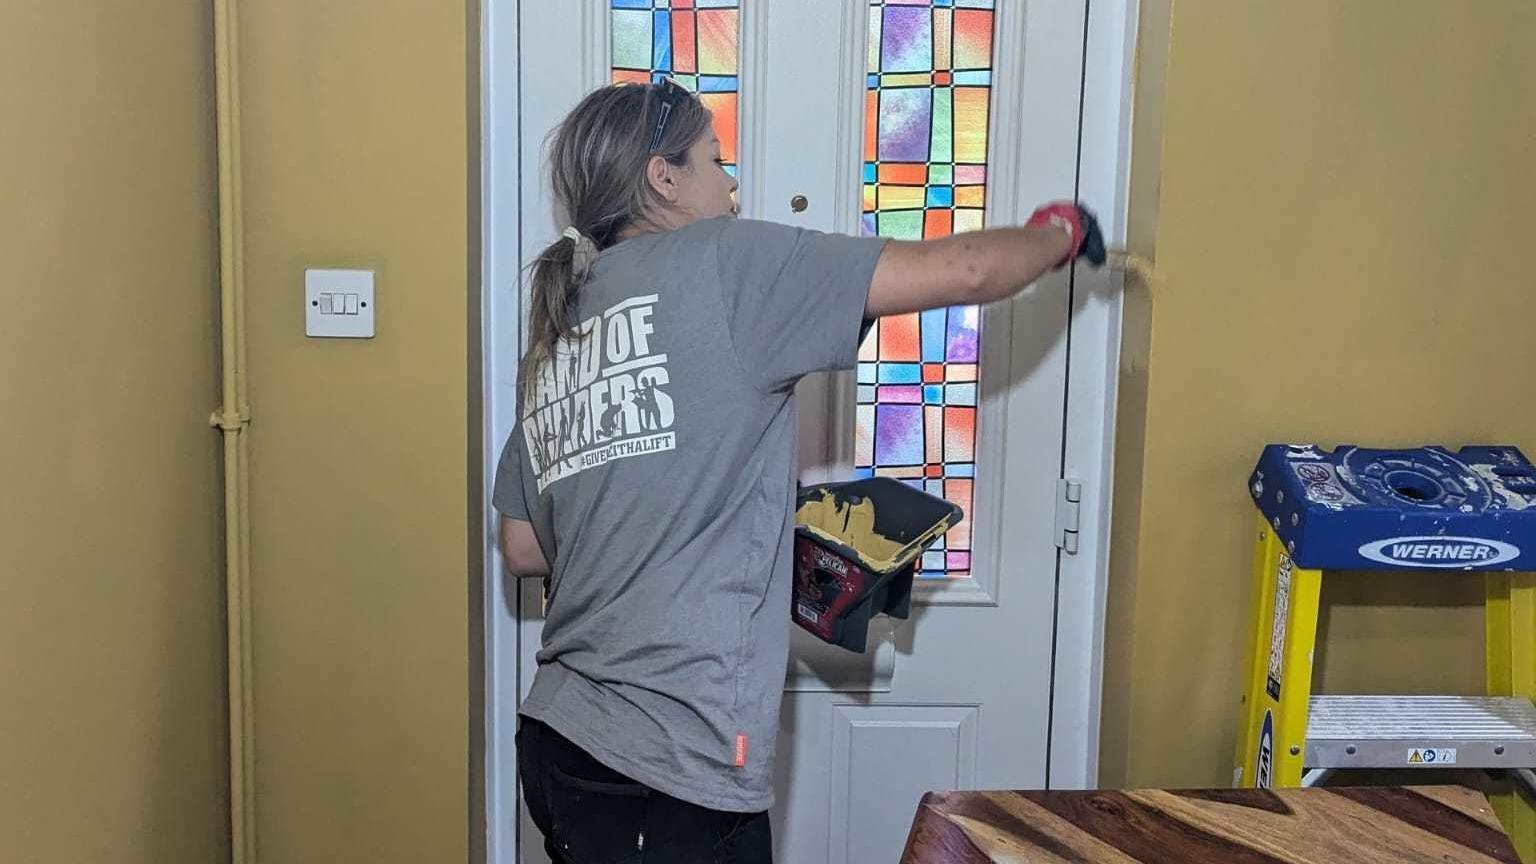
[487,2,1126,862]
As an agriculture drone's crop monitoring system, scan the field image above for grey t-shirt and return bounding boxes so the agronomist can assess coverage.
[493,217,885,812]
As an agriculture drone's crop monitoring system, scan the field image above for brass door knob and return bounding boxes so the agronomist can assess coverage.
[790,194,809,213]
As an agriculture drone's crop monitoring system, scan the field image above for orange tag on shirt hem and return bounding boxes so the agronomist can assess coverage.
[734,733,748,768]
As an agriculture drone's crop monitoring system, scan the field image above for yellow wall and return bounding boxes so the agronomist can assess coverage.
[1104,0,1536,789]
[237,2,477,861]
[0,3,229,862]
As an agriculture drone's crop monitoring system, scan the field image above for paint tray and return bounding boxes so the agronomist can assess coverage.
[792,478,964,652]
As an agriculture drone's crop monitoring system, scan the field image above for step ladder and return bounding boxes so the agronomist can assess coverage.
[1304,695,1536,786]
[1233,444,1536,862]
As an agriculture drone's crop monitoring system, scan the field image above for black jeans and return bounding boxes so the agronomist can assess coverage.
[518,717,772,864]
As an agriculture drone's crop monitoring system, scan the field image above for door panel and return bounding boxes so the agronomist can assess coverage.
[828,705,979,864]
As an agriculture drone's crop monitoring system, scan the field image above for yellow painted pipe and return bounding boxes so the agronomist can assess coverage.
[211,1,255,861]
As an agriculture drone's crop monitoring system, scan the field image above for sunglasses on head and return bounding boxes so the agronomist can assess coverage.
[647,78,690,153]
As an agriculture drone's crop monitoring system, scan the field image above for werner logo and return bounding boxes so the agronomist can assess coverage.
[1358,536,1520,568]
[1255,710,1274,789]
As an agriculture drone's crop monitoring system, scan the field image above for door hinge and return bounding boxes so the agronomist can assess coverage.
[1055,478,1082,554]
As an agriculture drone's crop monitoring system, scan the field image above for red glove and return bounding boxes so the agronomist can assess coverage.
[1025,201,1087,266]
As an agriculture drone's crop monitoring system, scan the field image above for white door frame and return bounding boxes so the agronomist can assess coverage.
[478,1,1138,859]
[1049,0,1138,791]
[478,0,523,860]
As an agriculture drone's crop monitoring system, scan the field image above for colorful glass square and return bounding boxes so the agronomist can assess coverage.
[857,0,993,578]
[611,1,740,176]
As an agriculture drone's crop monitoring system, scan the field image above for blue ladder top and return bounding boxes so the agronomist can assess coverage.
[1250,444,1536,571]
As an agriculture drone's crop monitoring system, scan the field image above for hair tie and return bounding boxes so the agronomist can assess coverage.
[562,226,599,278]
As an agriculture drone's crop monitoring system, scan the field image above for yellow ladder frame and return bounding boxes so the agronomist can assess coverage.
[1489,572,1536,862]
[1236,515,1322,789]
[1235,515,1536,861]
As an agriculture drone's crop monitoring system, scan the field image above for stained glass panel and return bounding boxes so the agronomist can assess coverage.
[858,0,995,579]
[611,0,741,176]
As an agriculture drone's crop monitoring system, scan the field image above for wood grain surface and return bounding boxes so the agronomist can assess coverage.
[899,785,1520,864]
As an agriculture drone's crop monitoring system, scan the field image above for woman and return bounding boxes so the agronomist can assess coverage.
[495,79,1103,863]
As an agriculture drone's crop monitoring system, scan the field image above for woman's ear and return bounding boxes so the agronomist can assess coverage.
[645,154,676,203]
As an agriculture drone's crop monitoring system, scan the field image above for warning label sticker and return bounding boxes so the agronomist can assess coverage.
[1407,748,1457,765]
[1266,556,1293,701]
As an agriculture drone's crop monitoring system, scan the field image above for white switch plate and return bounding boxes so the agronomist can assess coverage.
[305,268,375,338]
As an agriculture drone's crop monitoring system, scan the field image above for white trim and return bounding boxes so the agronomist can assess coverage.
[488,5,613,863]
[828,0,865,240]
[736,0,771,218]
[1047,0,1138,791]
[804,0,867,489]
[781,0,864,489]
[481,1,522,862]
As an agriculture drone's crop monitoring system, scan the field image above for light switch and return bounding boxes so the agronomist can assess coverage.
[305,269,375,338]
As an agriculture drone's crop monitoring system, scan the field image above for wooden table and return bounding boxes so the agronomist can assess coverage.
[899,786,1521,863]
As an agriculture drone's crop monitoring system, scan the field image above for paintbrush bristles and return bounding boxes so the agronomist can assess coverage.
[1105,249,1158,289]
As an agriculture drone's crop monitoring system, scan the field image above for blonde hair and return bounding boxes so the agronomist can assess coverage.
[524,82,709,404]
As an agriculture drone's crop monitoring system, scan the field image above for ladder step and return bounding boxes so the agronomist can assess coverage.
[1306,695,1536,770]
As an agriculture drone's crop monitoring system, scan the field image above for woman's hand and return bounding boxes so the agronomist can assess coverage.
[865,201,1104,319]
